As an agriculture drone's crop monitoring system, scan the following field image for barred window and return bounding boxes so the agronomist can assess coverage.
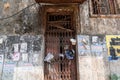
[92,0,119,14]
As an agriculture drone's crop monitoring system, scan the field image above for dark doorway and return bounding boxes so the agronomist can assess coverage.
[44,5,77,80]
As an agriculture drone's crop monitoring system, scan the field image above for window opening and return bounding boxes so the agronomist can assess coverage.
[92,0,119,14]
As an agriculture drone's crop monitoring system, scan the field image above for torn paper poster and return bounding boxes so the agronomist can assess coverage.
[92,36,98,43]
[44,53,54,63]
[91,35,106,57]
[22,53,28,62]
[20,43,27,53]
[13,53,20,61]
[0,55,3,79]
[32,54,39,63]
[6,53,13,60]
[91,45,103,56]
[59,54,64,58]
[70,38,76,45]
[77,35,91,56]
[0,65,3,80]
[2,63,16,80]
[13,44,19,52]
[0,38,3,44]
[0,54,4,64]
[106,35,120,60]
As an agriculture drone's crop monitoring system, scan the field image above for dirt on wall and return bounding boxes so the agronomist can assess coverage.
[0,0,43,35]
[80,0,120,35]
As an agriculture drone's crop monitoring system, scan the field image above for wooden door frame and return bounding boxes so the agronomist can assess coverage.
[43,4,80,80]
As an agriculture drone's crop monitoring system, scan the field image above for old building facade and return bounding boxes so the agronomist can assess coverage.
[0,0,120,80]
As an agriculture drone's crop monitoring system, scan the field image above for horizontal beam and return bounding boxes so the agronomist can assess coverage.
[35,0,86,4]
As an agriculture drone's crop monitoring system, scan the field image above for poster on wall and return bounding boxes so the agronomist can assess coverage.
[106,35,120,60]
[20,43,27,53]
[0,54,4,63]
[90,35,106,57]
[0,54,4,79]
[77,35,91,56]
[13,44,19,53]
[2,62,16,80]
[22,53,28,62]
[13,52,20,61]
[32,54,39,64]
[0,38,3,44]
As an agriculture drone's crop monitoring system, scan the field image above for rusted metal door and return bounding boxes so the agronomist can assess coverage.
[44,11,77,80]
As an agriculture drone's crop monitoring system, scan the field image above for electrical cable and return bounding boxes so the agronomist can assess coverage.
[0,3,37,20]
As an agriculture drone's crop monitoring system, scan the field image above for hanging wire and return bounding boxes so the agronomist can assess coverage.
[0,3,38,20]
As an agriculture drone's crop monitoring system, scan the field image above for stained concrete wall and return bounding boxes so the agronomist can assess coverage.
[0,0,43,35]
[78,0,120,80]
[0,0,44,80]
[80,1,120,35]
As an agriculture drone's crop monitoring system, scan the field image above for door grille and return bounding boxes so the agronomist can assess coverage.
[45,11,77,80]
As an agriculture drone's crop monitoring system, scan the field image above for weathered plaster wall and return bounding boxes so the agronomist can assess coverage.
[0,0,43,35]
[78,56,110,80]
[0,0,44,80]
[78,0,120,80]
[80,0,120,35]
